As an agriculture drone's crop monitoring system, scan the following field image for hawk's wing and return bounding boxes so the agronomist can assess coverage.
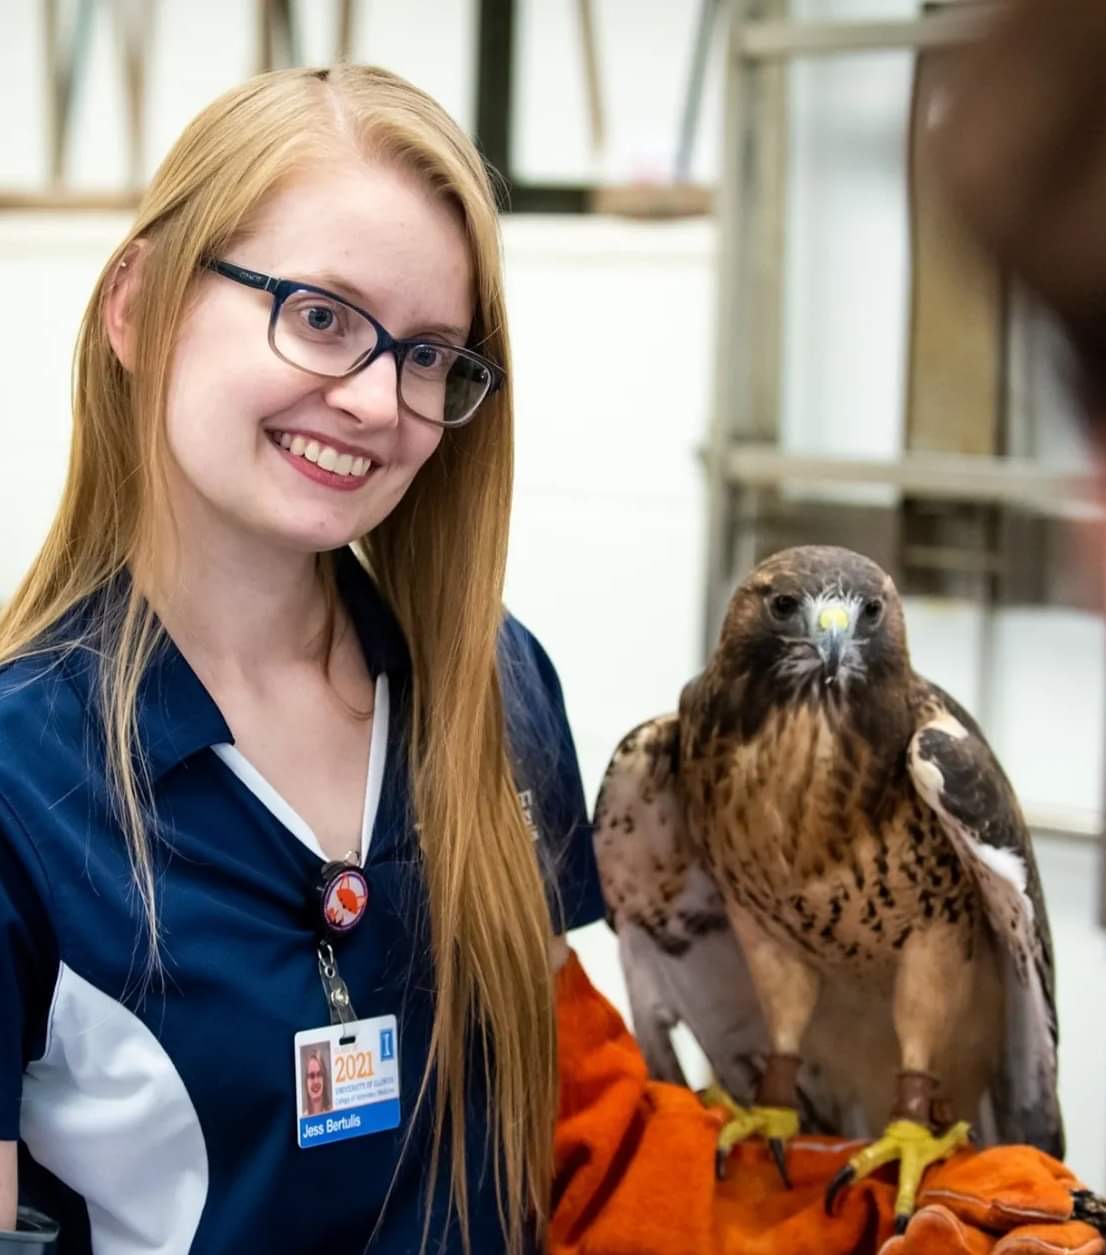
[593,714,766,1099]
[594,714,832,1120]
[907,682,1064,1157]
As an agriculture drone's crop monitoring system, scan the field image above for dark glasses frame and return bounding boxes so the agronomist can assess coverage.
[205,258,504,428]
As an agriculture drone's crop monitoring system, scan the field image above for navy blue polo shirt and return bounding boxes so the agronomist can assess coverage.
[0,549,604,1254]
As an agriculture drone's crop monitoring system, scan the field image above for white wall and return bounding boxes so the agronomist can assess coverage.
[2,0,1105,1192]
[502,216,709,803]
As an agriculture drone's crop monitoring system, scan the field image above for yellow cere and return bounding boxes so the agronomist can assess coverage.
[818,606,850,632]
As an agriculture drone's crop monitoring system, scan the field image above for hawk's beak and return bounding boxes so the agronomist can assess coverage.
[815,603,852,684]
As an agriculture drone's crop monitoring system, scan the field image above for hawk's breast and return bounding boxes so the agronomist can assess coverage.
[682,704,978,970]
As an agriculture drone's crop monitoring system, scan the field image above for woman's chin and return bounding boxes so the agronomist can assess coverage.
[254,516,375,556]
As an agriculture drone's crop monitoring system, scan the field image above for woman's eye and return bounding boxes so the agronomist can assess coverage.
[410,344,444,370]
[284,293,348,338]
[769,594,799,620]
[304,305,338,332]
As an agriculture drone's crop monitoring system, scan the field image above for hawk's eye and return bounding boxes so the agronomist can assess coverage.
[863,598,883,624]
[769,593,799,621]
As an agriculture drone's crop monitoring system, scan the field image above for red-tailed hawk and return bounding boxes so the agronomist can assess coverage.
[594,546,1062,1230]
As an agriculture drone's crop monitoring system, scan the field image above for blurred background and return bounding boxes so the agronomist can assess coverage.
[2,0,1104,1190]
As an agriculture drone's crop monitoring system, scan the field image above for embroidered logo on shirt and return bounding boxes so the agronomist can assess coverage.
[518,789,540,842]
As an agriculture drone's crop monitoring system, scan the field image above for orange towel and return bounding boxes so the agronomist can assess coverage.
[551,952,1103,1255]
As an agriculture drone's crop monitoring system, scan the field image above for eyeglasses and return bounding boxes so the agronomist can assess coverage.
[205,259,504,428]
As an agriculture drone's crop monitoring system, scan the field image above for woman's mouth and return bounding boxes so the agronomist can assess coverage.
[268,430,374,490]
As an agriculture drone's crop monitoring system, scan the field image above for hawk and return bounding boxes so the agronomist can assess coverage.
[594,545,1063,1230]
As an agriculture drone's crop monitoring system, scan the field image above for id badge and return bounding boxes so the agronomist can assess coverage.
[294,1015,400,1148]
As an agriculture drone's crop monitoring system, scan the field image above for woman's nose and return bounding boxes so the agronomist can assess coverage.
[323,352,401,428]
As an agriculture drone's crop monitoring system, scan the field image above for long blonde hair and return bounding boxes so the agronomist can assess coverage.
[0,66,555,1252]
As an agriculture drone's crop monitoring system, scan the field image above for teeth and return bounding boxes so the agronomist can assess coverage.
[273,432,373,479]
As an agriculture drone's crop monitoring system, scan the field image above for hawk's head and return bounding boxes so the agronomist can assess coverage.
[717,546,909,698]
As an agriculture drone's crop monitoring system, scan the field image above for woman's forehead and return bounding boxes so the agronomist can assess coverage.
[239,164,474,327]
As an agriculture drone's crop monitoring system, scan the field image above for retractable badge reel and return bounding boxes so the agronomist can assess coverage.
[316,853,371,1031]
[294,854,401,1148]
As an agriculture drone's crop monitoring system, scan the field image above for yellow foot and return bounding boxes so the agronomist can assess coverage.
[700,1083,800,1187]
[824,1118,972,1232]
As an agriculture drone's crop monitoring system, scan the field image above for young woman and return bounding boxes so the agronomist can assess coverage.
[302,1047,333,1118]
[0,65,603,1253]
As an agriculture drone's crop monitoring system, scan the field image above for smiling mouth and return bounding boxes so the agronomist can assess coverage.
[268,430,374,479]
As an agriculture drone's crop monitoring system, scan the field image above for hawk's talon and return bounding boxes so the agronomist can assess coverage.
[895,1213,910,1236]
[700,1084,799,1188]
[768,1137,792,1190]
[822,1118,972,1224]
[824,1163,856,1216]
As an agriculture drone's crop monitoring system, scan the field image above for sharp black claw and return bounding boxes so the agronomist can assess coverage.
[715,1147,728,1181]
[768,1138,792,1190]
[895,1213,910,1236]
[824,1164,855,1216]
[1072,1188,1106,1235]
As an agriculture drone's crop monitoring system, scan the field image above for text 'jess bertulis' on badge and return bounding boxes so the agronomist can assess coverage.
[294,1015,401,1147]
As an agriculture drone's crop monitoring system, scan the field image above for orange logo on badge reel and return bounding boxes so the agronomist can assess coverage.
[319,864,370,934]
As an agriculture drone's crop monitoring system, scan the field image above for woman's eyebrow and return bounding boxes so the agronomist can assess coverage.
[298,268,373,304]
[298,269,468,341]
[415,321,470,343]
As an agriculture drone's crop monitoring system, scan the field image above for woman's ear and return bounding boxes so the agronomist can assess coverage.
[103,240,148,371]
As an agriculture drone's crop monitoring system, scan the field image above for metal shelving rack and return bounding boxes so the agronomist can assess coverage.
[702,0,1103,843]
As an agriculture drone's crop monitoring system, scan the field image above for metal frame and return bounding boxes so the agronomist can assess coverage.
[3,0,354,211]
[719,445,1100,516]
[734,9,987,59]
[10,0,710,218]
[475,0,593,213]
[704,0,790,652]
[703,1,1104,853]
[705,2,1011,649]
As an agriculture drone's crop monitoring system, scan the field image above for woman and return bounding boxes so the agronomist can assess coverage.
[0,66,603,1253]
[302,1047,332,1118]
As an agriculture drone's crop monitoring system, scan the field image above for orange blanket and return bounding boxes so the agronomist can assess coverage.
[551,952,1103,1255]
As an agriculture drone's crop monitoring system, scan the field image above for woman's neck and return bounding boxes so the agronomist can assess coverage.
[141,535,334,679]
